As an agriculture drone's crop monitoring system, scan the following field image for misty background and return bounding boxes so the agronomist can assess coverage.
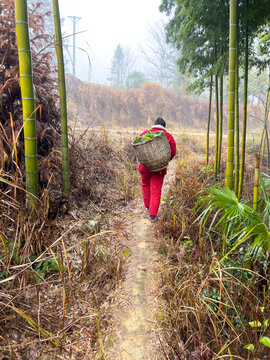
[30,0,268,132]
[58,0,171,86]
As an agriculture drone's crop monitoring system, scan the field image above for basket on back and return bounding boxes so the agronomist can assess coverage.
[131,131,171,171]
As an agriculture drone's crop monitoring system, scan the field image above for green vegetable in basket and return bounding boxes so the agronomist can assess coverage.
[133,130,162,144]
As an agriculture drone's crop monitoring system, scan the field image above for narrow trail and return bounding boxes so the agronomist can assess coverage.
[107,214,161,359]
[105,166,175,360]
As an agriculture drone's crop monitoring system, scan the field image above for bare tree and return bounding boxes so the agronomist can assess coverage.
[140,19,178,87]
[108,44,135,88]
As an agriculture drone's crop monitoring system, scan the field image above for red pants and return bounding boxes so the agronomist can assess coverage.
[140,172,165,216]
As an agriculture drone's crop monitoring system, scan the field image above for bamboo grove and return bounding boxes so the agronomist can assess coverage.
[11,0,270,202]
[160,0,270,195]
[14,0,70,203]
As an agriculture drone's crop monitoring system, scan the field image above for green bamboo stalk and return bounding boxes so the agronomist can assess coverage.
[206,75,213,165]
[15,0,38,201]
[238,17,248,198]
[260,78,270,163]
[214,74,219,179]
[52,0,70,196]
[225,0,237,189]
[253,154,260,211]
[217,73,223,172]
[265,126,270,169]
[234,43,240,195]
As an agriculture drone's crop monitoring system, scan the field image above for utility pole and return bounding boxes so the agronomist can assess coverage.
[67,15,82,76]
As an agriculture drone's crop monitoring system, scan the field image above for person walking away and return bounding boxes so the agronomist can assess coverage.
[138,117,176,222]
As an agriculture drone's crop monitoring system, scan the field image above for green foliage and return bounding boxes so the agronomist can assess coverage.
[259,336,270,348]
[195,186,259,236]
[125,71,147,89]
[202,287,221,313]
[194,185,270,262]
[33,258,60,282]
[244,307,270,352]
[133,130,162,144]
[244,344,255,351]
[160,0,229,90]
[160,0,270,92]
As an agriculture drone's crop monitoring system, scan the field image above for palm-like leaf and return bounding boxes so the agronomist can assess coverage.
[194,185,270,264]
[218,222,270,266]
[194,186,261,239]
[259,172,270,223]
[260,172,270,192]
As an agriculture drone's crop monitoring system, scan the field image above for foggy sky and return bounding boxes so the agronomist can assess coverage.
[58,0,167,84]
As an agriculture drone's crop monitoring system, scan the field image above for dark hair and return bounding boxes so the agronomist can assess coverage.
[154,117,166,128]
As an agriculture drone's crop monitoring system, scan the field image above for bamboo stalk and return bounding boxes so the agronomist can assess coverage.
[253,155,260,211]
[15,0,38,201]
[206,75,213,166]
[218,73,223,172]
[52,0,70,196]
[234,40,240,196]
[238,15,248,199]
[225,0,237,189]
[260,73,270,164]
[214,74,219,179]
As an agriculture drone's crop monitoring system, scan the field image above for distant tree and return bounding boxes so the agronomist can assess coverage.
[108,44,134,88]
[248,68,269,105]
[140,19,178,87]
[126,71,147,89]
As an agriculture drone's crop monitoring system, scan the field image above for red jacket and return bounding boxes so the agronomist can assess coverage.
[138,125,176,174]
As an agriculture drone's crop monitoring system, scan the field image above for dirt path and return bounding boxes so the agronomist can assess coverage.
[105,167,175,360]
[106,211,161,360]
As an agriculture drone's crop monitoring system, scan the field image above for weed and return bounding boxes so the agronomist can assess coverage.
[156,136,270,359]
[0,129,134,358]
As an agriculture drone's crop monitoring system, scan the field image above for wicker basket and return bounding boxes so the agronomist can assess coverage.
[131,131,171,171]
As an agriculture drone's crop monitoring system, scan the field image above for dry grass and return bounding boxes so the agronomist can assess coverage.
[155,135,270,360]
[0,129,140,359]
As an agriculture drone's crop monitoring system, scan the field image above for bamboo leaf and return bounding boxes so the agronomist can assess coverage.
[249,321,261,327]
[243,344,255,351]
[1,303,60,346]
[228,347,233,359]
[259,336,270,348]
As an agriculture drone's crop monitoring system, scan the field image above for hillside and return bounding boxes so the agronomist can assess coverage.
[66,75,212,129]
[66,74,265,132]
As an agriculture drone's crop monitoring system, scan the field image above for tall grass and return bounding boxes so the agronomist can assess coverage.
[0,129,139,358]
[156,134,270,359]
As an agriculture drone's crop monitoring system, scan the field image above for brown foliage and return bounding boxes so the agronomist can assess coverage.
[156,137,270,359]
[0,0,61,192]
[0,129,139,359]
[66,75,213,129]
[0,4,141,357]
[67,74,266,134]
